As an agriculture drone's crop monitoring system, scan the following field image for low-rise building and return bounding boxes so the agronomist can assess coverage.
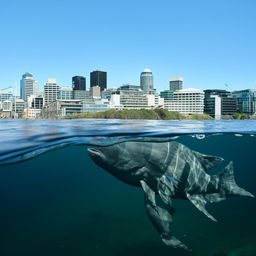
[73,90,91,100]
[12,98,25,118]
[204,90,237,119]
[0,90,13,102]
[232,89,256,115]
[164,88,204,114]
[160,90,173,100]
[58,87,73,100]
[41,99,83,118]
[23,108,42,119]
[90,86,101,98]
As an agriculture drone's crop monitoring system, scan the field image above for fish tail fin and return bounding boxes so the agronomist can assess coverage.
[218,161,254,198]
[161,234,192,253]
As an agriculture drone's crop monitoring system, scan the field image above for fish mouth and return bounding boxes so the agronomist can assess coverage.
[87,147,105,160]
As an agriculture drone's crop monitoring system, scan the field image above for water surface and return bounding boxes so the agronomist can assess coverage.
[0,120,255,256]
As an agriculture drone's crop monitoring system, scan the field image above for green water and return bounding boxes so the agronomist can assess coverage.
[0,134,255,256]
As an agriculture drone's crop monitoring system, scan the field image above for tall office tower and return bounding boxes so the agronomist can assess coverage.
[20,72,38,101]
[72,76,86,91]
[90,70,107,92]
[169,77,183,92]
[44,78,60,105]
[140,69,153,93]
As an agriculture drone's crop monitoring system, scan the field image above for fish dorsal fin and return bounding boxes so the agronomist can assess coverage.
[187,193,217,222]
[192,151,224,171]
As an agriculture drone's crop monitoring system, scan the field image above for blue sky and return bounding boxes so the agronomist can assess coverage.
[0,0,255,93]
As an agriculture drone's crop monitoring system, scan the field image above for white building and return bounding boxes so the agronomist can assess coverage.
[44,78,60,105]
[0,90,13,102]
[2,100,12,111]
[110,93,164,110]
[23,108,42,119]
[90,86,101,98]
[164,88,204,114]
[147,94,164,108]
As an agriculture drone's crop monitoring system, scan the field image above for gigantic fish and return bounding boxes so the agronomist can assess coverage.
[87,141,254,252]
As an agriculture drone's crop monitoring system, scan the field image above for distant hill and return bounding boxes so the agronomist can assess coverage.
[64,108,213,120]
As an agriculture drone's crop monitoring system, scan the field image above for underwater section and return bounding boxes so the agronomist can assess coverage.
[0,129,255,256]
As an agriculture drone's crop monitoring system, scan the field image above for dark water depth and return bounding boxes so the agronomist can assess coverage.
[0,134,255,256]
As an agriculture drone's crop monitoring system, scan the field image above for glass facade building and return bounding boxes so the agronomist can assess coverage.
[20,72,38,102]
[72,76,86,91]
[232,89,256,115]
[204,90,237,118]
[58,87,73,100]
[140,69,153,93]
[0,91,13,102]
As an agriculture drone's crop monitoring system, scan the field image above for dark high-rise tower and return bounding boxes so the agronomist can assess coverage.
[90,70,107,91]
[72,76,86,90]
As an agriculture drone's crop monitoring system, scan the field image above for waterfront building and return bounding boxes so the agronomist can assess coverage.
[119,93,148,109]
[72,76,86,91]
[90,86,101,98]
[2,100,12,111]
[164,88,204,114]
[82,98,118,112]
[12,98,25,118]
[118,85,144,96]
[44,78,60,105]
[204,90,237,119]
[102,88,118,100]
[20,72,38,101]
[169,77,183,92]
[0,90,13,102]
[147,94,164,108]
[120,84,140,91]
[73,90,91,100]
[140,69,154,93]
[23,108,42,119]
[0,100,12,118]
[58,87,73,100]
[90,70,107,92]
[41,99,84,118]
[160,90,174,100]
[41,98,116,118]
[25,95,44,119]
[232,89,256,115]
[27,95,44,109]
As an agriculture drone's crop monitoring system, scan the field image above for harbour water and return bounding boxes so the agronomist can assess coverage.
[0,120,255,256]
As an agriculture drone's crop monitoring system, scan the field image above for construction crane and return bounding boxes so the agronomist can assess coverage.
[0,86,13,91]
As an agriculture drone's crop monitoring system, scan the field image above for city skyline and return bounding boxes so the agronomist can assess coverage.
[1,69,256,95]
[0,0,256,92]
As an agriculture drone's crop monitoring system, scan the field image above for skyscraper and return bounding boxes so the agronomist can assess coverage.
[20,72,38,101]
[169,77,183,92]
[72,76,86,91]
[140,69,153,93]
[90,70,107,92]
[44,78,59,105]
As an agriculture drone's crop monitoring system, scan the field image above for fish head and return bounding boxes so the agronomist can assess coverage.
[87,142,145,175]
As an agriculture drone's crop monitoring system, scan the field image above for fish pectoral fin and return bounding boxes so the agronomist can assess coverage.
[187,193,217,222]
[140,180,157,209]
[157,175,176,206]
[140,180,191,252]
